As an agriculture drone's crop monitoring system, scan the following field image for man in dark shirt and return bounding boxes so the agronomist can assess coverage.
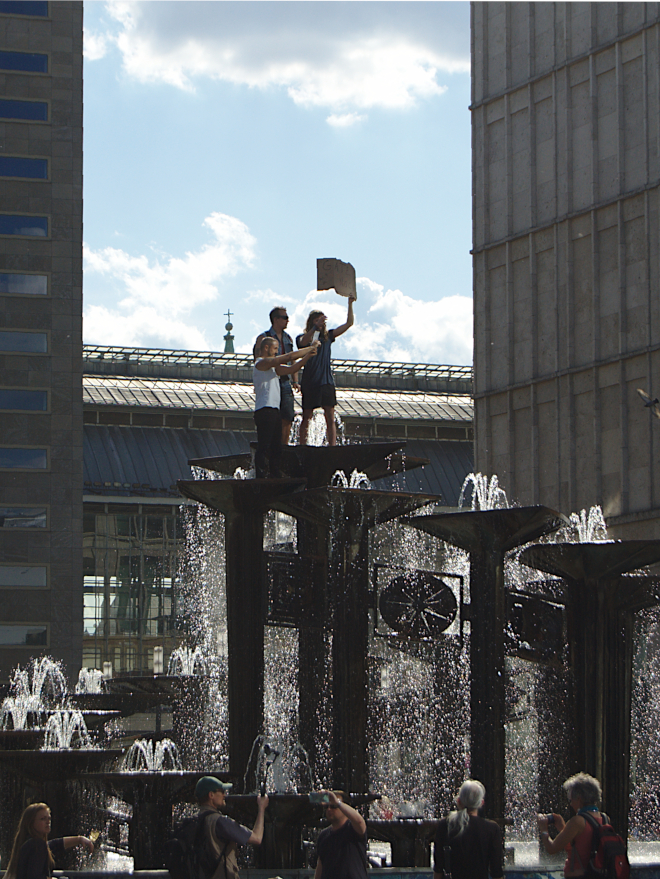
[195,776,268,879]
[314,790,367,879]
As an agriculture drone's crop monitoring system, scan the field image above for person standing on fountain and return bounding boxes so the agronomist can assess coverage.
[314,790,368,879]
[253,336,319,478]
[253,307,299,445]
[432,780,503,879]
[4,803,94,879]
[296,294,356,446]
[195,777,268,879]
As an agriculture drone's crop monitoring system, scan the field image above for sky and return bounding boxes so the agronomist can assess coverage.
[82,1,473,365]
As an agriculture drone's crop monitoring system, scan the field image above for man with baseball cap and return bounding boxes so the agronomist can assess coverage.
[195,776,268,879]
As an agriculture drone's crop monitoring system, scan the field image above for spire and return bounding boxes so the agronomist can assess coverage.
[223,309,234,354]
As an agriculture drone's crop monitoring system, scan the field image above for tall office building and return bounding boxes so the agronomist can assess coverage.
[471,2,660,536]
[0,1,83,679]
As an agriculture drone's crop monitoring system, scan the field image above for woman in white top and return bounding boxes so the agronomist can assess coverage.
[253,336,318,477]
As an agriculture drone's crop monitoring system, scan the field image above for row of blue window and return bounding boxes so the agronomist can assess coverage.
[0,49,47,73]
[0,624,48,646]
[0,331,48,352]
[0,98,48,120]
[0,509,47,529]
[0,215,48,236]
[0,448,47,468]
[0,389,48,410]
[0,156,47,178]
[0,2,48,16]
[0,273,48,295]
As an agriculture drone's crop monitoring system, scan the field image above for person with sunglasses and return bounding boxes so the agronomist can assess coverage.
[314,790,368,879]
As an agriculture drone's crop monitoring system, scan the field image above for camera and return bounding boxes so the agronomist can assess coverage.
[546,815,555,826]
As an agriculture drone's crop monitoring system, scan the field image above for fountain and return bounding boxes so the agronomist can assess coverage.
[3,452,660,876]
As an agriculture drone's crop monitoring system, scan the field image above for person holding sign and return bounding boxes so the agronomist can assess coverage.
[296,293,355,446]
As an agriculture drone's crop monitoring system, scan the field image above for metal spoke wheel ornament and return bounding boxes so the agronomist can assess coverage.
[379,571,457,639]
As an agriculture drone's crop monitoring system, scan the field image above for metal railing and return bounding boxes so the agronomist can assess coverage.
[83,345,473,384]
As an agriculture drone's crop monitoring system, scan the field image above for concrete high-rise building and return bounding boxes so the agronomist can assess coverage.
[0,1,83,679]
[471,2,660,537]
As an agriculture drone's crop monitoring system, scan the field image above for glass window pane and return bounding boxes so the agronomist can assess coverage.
[0,51,48,72]
[0,273,48,295]
[0,99,48,121]
[0,157,47,179]
[0,1,48,14]
[0,565,47,586]
[0,624,47,646]
[0,389,47,410]
[0,448,47,469]
[0,215,48,237]
[0,507,47,527]
[0,332,47,353]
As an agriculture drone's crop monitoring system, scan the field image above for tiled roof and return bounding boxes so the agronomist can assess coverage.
[82,376,472,423]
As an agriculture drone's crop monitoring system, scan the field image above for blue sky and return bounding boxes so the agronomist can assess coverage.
[82,1,473,364]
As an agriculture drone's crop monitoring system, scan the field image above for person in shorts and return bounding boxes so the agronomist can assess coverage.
[296,294,355,445]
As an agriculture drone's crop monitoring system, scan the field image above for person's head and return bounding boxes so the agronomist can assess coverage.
[563,773,601,809]
[269,307,289,327]
[456,779,485,812]
[195,777,233,809]
[448,779,485,838]
[5,804,53,879]
[325,791,347,824]
[260,337,278,357]
[305,310,329,341]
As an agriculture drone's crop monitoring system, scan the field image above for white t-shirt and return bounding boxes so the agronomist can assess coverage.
[253,360,281,410]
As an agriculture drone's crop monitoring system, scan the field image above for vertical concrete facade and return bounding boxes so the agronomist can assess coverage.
[472,2,660,536]
[0,2,83,680]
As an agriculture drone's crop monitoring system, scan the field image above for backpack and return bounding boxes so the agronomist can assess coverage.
[164,810,227,879]
[583,811,630,879]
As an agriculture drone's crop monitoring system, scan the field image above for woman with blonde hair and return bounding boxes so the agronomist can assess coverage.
[4,802,94,879]
[432,780,503,879]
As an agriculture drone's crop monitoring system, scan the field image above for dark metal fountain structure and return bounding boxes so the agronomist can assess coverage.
[519,540,660,838]
[179,442,437,796]
[402,506,568,831]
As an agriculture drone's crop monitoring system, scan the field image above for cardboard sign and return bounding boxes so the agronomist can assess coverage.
[316,258,357,299]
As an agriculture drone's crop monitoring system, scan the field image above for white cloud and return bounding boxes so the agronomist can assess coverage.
[84,29,109,61]
[327,112,366,128]
[281,277,473,365]
[83,212,257,349]
[92,1,469,115]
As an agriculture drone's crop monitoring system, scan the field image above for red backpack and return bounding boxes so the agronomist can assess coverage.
[583,812,630,879]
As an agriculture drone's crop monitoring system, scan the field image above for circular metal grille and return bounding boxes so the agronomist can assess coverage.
[379,571,457,639]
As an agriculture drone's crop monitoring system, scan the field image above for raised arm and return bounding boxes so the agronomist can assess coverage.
[247,795,269,845]
[331,294,356,339]
[256,346,317,371]
[63,836,94,853]
[327,791,366,836]
[275,345,317,376]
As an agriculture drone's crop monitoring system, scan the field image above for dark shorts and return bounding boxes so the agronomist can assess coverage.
[301,382,337,411]
[280,381,295,423]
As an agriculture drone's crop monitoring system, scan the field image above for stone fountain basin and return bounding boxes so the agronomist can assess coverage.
[367,818,439,843]
[0,749,117,781]
[84,771,237,805]
[0,728,44,749]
